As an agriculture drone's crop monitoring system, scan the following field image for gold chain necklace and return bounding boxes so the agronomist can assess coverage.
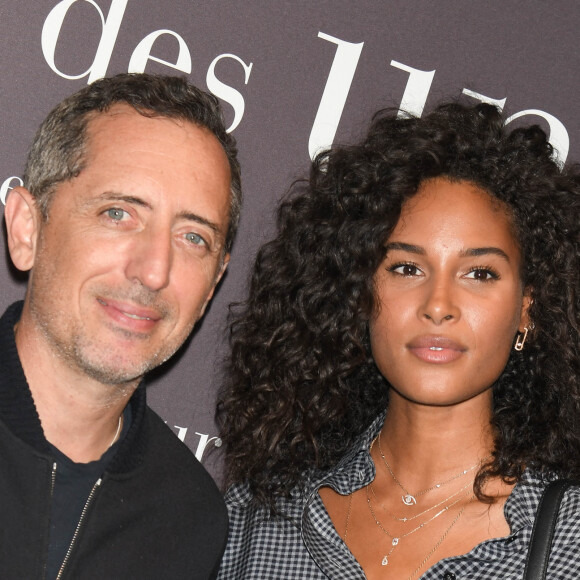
[377,432,479,506]
[405,503,467,580]
[368,477,473,523]
[343,493,353,540]
[341,487,470,576]
[365,484,470,566]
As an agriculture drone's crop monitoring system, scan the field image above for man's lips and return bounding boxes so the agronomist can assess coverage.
[407,336,466,364]
[97,297,162,329]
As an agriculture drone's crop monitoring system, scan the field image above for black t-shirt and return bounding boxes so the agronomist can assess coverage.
[46,406,131,580]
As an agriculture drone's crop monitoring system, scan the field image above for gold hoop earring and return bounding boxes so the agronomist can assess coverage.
[514,327,529,351]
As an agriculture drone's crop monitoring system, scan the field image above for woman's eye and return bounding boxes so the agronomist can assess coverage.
[105,208,127,221]
[464,268,499,281]
[389,263,422,277]
[185,232,207,247]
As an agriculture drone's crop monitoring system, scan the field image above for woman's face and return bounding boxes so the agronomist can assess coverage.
[370,177,531,407]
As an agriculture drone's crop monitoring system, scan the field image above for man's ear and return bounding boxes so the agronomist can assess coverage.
[4,187,41,272]
[519,287,533,332]
[198,253,230,319]
[215,253,230,286]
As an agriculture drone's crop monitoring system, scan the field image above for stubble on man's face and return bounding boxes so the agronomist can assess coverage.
[27,248,189,386]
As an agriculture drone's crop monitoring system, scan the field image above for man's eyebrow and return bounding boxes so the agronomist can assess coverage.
[384,242,426,255]
[97,193,222,235]
[177,211,221,235]
[460,247,511,262]
[98,192,152,209]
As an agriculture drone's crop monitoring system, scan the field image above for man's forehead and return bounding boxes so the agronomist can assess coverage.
[51,104,231,233]
[84,104,194,145]
[82,104,228,172]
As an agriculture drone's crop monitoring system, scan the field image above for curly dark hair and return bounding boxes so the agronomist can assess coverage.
[218,102,580,507]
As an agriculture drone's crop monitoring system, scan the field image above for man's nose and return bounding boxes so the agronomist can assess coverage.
[125,228,172,291]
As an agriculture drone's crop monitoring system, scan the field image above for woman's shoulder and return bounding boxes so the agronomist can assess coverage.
[515,472,580,534]
[225,477,312,519]
[219,480,322,579]
[543,479,580,575]
[502,470,580,553]
[520,471,580,503]
[224,412,386,514]
[553,479,580,535]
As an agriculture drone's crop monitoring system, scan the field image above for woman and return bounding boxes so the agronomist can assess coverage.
[217,103,580,579]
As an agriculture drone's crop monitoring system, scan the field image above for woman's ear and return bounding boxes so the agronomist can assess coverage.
[519,287,534,332]
[4,187,41,272]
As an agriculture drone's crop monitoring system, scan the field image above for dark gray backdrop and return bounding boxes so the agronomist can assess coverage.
[1,0,578,479]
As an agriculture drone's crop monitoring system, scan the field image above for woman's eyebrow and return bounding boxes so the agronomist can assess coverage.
[384,241,425,255]
[460,247,511,262]
[385,242,511,263]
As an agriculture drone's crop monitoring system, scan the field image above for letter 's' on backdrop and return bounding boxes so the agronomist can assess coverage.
[1,0,578,479]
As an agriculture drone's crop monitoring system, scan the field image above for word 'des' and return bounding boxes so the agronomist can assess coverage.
[42,0,252,133]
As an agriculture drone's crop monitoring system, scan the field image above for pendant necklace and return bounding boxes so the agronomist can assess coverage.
[365,484,470,566]
[376,431,479,506]
[341,486,471,575]
[368,477,473,523]
[405,502,467,580]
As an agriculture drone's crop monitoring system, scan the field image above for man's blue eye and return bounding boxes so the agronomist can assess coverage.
[185,232,205,246]
[106,208,126,221]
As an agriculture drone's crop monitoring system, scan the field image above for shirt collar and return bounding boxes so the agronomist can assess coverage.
[307,412,385,498]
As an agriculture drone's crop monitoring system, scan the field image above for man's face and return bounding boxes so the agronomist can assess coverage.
[23,105,231,384]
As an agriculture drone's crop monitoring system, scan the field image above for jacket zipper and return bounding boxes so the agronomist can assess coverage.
[50,462,57,497]
[43,462,58,579]
[55,478,103,580]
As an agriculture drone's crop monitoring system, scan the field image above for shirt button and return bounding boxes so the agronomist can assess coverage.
[443,573,456,580]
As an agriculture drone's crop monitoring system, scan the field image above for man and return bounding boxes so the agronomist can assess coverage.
[0,73,241,579]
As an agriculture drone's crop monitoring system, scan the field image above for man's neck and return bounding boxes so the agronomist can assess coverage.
[14,308,139,463]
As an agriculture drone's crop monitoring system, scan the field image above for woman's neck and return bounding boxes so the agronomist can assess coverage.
[377,389,495,490]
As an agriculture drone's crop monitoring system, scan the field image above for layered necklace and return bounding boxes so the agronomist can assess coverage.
[368,477,473,523]
[343,485,472,578]
[341,434,481,579]
[365,483,472,567]
[377,431,479,507]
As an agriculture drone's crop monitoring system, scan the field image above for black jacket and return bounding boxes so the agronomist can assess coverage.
[0,302,228,579]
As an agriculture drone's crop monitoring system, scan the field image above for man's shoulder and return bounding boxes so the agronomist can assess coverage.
[141,405,224,495]
[107,403,227,530]
[144,406,207,462]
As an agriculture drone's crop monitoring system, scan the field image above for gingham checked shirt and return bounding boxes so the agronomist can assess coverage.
[219,414,580,579]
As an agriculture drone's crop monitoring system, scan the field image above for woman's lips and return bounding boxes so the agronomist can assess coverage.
[407,336,466,364]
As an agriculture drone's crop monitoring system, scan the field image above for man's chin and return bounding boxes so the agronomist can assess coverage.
[73,349,163,386]
[80,362,148,386]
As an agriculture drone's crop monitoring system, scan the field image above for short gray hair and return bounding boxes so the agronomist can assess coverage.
[23,73,242,252]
